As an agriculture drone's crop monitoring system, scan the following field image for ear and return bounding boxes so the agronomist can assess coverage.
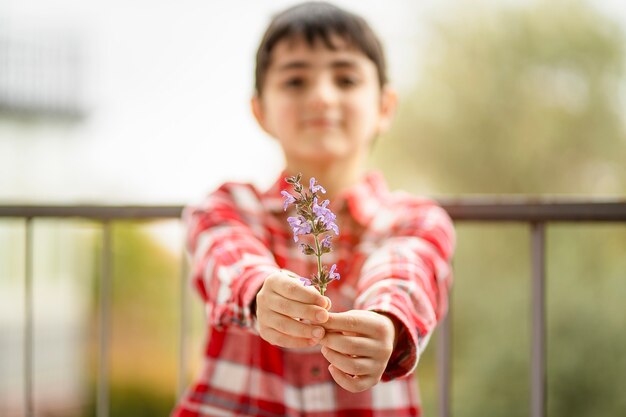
[251,94,270,134]
[377,86,398,135]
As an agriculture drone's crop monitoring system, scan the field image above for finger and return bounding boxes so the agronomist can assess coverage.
[323,312,365,334]
[318,332,376,357]
[324,311,390,338]
[328,364,371,393]
[264,310,325,340]
[267,292,329,323]
[271,274,327,307]
[321,346,373,377]
[259,326,319,349]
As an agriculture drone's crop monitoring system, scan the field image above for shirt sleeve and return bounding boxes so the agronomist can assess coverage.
[354,199,455,381]
[183,183,281,331]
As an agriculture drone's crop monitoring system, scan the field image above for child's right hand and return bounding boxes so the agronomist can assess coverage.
[256,270,331,349]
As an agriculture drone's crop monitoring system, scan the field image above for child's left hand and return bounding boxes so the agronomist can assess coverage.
[319,310,397,393]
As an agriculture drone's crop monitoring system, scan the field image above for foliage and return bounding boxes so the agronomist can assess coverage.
[374,0,626,195]
[89,222,181,416]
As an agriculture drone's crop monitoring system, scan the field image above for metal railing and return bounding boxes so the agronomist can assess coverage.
[1,199,625,417]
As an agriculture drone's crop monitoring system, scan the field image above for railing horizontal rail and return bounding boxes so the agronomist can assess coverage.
[1,198,625,221]
[441,199,626,222]
[0,205,183,219]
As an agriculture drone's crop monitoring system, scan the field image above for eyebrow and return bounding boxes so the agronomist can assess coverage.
[276,59,359,72]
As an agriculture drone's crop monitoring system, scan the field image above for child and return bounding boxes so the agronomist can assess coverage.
[172,2,455,416]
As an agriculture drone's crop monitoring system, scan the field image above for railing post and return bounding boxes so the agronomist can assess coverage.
[97,222,112,417]
[530,222,546,417]
[24,218,34,417]
[177,243,189,400]
[437,303,452,417]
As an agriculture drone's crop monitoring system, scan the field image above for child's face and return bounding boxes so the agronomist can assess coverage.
[252,34,396,167]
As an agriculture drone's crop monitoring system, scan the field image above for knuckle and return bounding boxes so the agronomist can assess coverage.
[354,379,370,392]
[258,327,270,341]
[383,345,393,358]
[347,381,364,393]
[270,331,287,347]
[346,315,359,330]
[256,303,269,319]
[373,320,388,335]
[351,361,364,376]
[275,318,289,334]
[372,373,383,387]
[344,339,359,353]
[256,311,266,325]
[265,273,278,286]
[295,320,309,335]
[257,289,270,305]
[276,299,290,314]
[285,281,299,296]
[345,384,358,393]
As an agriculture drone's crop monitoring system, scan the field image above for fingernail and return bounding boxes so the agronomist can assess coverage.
[316,310,327,322]
[312,327,323,338]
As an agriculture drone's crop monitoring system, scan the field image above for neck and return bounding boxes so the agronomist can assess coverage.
[284,158,366,200]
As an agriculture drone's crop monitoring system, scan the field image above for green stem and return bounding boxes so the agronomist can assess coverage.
[313,234,325,296]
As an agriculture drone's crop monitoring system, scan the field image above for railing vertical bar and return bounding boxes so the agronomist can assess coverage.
[24,218,34,417]
[177,242,189,399]
[97,221,112,417]
[531,222,546,417]
[437,296,451,417]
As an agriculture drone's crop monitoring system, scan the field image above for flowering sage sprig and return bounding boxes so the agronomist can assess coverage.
[281,173,340,296]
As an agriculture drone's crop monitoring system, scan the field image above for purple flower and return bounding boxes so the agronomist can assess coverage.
[283,174,339,296]
[312,198,339,235]
[281,190,296,211]
[309,177,326,195]
[328,264,340,281]
[287,216,312,242]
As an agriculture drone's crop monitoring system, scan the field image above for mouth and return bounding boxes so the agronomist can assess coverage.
[303,118,340,129]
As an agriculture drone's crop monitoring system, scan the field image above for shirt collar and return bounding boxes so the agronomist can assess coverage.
[261,170,388,227]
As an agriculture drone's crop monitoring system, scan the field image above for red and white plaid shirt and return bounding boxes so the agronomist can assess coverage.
[172,171,455,417]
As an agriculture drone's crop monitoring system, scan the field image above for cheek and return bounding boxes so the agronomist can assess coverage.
[262,92,298,127]
[346,94,380,136]
[271,100,300,130]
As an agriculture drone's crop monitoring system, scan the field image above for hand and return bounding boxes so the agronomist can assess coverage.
[319,310,397,392]
[256,270,331,348]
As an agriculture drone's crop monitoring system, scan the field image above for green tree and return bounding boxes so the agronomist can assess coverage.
[375,0,626,195]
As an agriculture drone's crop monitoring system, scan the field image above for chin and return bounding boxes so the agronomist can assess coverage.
[307,146,348,160]
[290,150,344,165]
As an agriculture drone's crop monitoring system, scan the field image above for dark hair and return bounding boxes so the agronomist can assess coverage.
[254,1,388,96]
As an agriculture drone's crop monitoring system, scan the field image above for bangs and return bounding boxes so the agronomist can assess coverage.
[255,2,387,94]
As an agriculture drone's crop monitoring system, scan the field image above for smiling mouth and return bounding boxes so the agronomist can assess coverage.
[304,118,340,128]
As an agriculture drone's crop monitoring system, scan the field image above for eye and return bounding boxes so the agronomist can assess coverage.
[284,77,305,89]
[336,75,359,88]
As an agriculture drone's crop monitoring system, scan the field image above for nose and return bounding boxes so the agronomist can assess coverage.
[307,75,338,110]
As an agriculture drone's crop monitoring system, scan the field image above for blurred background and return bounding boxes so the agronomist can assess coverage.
[1,0,625,416]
